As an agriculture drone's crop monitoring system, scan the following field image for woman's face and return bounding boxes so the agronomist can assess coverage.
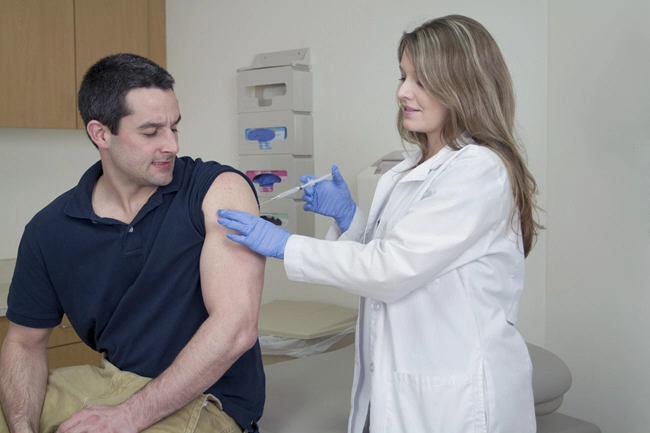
[398,51,449,155]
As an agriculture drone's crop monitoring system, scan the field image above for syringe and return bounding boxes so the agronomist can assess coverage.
[259,173,333,206]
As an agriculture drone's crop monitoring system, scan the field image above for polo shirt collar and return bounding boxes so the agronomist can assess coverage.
[64,157,184,221]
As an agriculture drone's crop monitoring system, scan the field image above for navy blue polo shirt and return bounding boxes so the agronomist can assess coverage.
[7,156,265,431]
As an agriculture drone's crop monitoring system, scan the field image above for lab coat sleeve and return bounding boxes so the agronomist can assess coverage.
[323,206,368,242]
[284,146,514,304]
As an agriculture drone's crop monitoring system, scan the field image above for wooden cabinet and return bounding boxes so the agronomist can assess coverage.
[0,315,101,369]
[0,0,166,130]
[74,0,167,128]
[0,0,77,129]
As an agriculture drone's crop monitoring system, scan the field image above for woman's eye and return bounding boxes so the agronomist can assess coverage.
[399,77,406,82]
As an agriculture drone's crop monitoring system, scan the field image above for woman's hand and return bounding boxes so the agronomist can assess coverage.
[217,210,291,259]
[301,165,357,232]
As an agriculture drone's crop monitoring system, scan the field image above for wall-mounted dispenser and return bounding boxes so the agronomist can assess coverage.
[237,48,314,236]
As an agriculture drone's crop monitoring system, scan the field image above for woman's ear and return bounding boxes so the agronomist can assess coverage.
[87,120,110,149]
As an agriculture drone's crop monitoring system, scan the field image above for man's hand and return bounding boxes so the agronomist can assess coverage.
[57,404,139,433]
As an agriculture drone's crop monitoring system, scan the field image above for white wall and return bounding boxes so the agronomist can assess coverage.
[547,1,650,432]
[164,0,548,340]
[0,129,99,258]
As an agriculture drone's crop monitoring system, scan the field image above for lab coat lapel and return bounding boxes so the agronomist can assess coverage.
[364,146,462,241]
[392,147,463,221]
[363,152,419,241]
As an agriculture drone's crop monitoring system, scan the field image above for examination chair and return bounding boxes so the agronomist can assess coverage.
[528,343,601,433]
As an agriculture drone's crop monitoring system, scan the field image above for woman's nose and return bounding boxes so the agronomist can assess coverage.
[397,81,411,100]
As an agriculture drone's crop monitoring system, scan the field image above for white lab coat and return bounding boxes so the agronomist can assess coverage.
[284,142,536,433]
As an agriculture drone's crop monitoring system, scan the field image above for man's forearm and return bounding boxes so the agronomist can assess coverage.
[119,313,258,430]
[0,342,49,433]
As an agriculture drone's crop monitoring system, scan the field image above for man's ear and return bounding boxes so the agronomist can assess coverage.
[87,120,111,149]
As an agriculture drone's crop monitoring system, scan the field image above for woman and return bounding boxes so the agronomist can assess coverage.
[219,14,542,433]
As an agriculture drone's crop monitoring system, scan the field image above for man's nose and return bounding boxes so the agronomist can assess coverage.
[162,128,179,154]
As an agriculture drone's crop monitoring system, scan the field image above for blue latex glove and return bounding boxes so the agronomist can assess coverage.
[301,165,357,232]
[217,210,291,259]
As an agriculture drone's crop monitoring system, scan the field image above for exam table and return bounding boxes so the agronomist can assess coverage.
[257,300,602,433]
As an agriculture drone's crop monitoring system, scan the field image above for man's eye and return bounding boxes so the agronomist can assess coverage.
[143,131,157,137]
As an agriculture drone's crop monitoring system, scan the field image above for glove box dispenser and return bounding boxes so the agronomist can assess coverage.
[237,49,314,236]
[238,110,313,156]
[240,154,314,199]
[237,65,312,114]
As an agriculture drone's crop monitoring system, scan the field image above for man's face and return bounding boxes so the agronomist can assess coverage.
[106,87,181,188]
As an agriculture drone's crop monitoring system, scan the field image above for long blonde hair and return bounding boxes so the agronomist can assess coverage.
[397,14,542,256]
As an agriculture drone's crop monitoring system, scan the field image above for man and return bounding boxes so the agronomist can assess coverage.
[0,53,265,433]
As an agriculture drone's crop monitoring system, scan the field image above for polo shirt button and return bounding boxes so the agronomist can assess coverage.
[128,227,134,233]
[372,302,380,311]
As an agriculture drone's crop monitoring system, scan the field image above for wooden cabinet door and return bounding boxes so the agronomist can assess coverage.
[0,0,165,130]
[47,342,102,369]
[74,0,167,129]
[0,316,8,342]
[0,0,77,129]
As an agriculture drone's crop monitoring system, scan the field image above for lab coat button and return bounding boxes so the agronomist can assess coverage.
[372,302,380,311]
[370,363,374,372]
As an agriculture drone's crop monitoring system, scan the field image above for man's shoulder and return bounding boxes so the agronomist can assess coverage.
[178,156,242,177]
[27,187,77,231]
[175,156,253,194]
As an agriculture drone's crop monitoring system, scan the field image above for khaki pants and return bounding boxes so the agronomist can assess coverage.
[1,359,243,433]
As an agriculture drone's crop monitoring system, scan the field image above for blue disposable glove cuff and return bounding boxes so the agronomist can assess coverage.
[335,202,356,233]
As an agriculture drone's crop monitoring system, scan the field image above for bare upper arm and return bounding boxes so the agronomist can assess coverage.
[199,172,265,317]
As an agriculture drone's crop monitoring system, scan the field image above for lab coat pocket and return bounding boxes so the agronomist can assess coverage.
[385,371,486,433]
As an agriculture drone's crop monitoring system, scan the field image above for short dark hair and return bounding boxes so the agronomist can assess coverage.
[78,53,175,142]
